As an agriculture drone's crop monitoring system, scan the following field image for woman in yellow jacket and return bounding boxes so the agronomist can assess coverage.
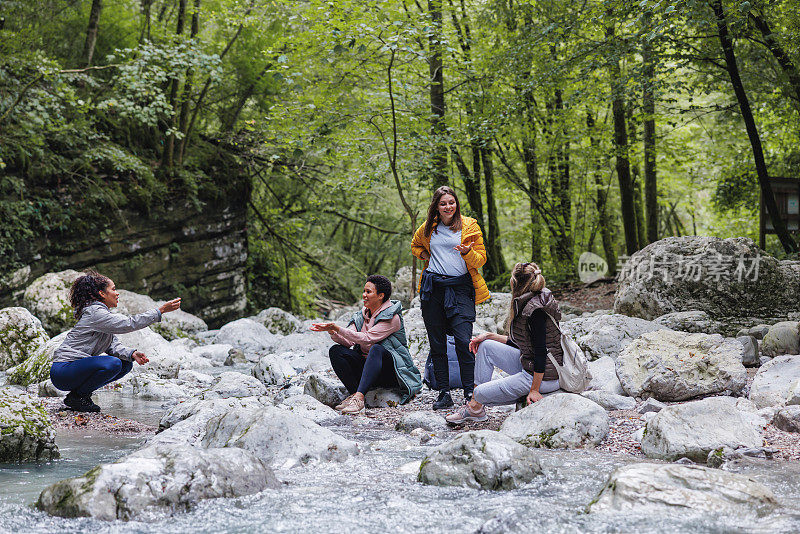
[411,186,491,410]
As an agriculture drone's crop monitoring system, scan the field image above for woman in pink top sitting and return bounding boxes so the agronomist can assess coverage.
[310,274,422,414]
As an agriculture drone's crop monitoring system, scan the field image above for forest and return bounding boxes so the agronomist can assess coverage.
[1,0,798,316]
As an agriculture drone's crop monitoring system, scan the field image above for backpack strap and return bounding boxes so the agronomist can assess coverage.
[543,312,563,335]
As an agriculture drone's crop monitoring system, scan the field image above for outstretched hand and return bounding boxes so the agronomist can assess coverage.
[159,298,181,314]
[309,322,339,334]
[454,242,472,255]
[132,351,149,365]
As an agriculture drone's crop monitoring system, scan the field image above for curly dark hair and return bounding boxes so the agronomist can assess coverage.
[69,270,111,318]
[366,274,392,303]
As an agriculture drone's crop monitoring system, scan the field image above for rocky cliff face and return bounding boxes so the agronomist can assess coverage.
[0,183,249,328]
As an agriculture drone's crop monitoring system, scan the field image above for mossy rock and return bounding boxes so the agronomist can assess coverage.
[0,388,59,462]
[0,307,50,371]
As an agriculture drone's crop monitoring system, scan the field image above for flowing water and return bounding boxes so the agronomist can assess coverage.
[2,393,800,534]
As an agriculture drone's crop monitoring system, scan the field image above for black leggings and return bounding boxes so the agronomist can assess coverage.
[329,344,399,395]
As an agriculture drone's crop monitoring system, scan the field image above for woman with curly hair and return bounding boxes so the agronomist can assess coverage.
[50,270,181,412]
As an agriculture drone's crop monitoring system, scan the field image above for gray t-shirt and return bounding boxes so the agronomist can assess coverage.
[427,224,468,276]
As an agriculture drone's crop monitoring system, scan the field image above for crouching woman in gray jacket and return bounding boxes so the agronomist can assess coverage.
[50,270,181,412]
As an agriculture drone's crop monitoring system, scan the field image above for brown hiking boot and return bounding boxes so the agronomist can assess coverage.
[339,394,365,415]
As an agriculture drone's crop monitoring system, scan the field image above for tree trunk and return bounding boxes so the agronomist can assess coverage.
[522,131,541,261]
[428,0,447,187]
[452,146,483,222]
[712,0,797,253]
[140,0,152,43]
[83,0,103,67]
[482,148,506,281]
[749,10,800,109]
[162,0,187,170]
[607,18,639,255]
[556,89,573,271]
[177,0,201,166]
[588,112,616,274]
[627,104,646,248]
[643,10,658,244]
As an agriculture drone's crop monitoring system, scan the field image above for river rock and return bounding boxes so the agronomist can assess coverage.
[115,289,208,341]
[396,412,448,433]
[156,397,266,433]
[474,292,512,334]
[252,307,303,335]
[37,379,65,397]
[129,374,194,400]
[588,463,778,515]
[560,314,668,361]
[616,330,746,401]
[276,394,340,424]
[637,398,666,414]
[6,331,67,387]
[365,388,401,408]
[499,393,609,448]
[213,318,277,355]
[201,371,267,399]
[640,397,763,462]
[191,343,233,364]
[587,356,625,395]
[22,270,82,335]
[36,443,278,521]
[268,333,332,371]
[760,321,800,357]
[0,307,49,371]
[418,430,543,490]
[749,355,800,408]
[252,354,297,385]
[176,369,215,388]
[736,335,759,367]
[303,372,348,407]
[201,405,359,468]
[117,327,212,378]
[0,388,59,462]
[654,310,726,334]
[773,406,800,433]
[614,237,800,332]
[581,390,636,411]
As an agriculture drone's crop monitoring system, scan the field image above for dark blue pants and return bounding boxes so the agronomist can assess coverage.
[50,356,133,397]
[329,344,398,395]
[421,283,475,394]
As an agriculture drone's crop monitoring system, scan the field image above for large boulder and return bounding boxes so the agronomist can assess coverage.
[128,374,194,400]
[749,355,800,408]
[0,307,49,371]
[560,314,668,361]
[773,406,800,433]
[22,270,82,335]
[267,333,332,371]
[614,237,800,332]
[201,405,359,468]
[252,354,297,385]
[474,292,512,334]
[0,388,59,462]
[587,356,625,395]
[418,430,543,490]
[6,331,67,387]
[156,397,266,434]
[201,371,267,399]
[760,321,800,357]
[36,444,278,521]
[191,343,234,365]
[581,390,635,411]
[588,463,778,515]
[640,397,763,462]
[117,328,212,378]
[275,394,340,424]
[499,393,609,448]
[396,412,449,433]
[115,289,208,341]
[252,307,302,335]
[213,318,277,355]
[303,372,348,407]
[654,310,726,334]
[616,330,746,401]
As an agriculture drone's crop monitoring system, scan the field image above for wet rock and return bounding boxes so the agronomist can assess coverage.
[560,314,668,361]
[224,348,248,366]
[36,444,278,521]
[588,463,778,515]
[613,237,800,332]
[475,510,524,534]
[115,289,208,341]
[581,390,635,411]
[637,398,666,414]
[773,406,800,433]
[252,354,296,385]
[749,355,800,408]
[129,374,193,400]
[499,393,609,448]
[760,321,800,357]
[22,270,82,335]
[252,307,303,335]
[396,412,448,433]
[616,330,746,401]
[364,388,401,408]
[303,373,348,407]
[640,397,763,462]
[587,356,624,395]
[736,335,759,367]
[654,310,726,334]
[201,405,359,468]
[213,318,277,355]
[201,371,267,399]
[418,430,543,490]
[0,388,59,462]
[276,394,340,424]
[0,307,49,371]
[6,331,67,387]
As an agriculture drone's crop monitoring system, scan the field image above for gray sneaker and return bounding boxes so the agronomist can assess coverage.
[446,404,488,425]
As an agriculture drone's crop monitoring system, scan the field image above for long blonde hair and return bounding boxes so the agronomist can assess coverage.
[505,262,546,332]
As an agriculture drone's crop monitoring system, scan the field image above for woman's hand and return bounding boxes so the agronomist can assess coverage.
[454,242,472,255]
[132,351,149,365]
[309,322,340,334]
[526,389,543,405]
[419,251,430,261]
[469,333,490,354]
[159,298,181,314]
